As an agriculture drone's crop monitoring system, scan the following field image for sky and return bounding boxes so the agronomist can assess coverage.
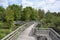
[0,0,60,12]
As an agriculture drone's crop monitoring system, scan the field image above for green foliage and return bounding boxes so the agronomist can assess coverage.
[8,4,22,21]
[0,22,10,29]
[23,7,39,21]
[5,8,14,22]
[40,11,60,34]
[32,9,39,21]
[23,7,31,21]
[0,6,5,21]
[0,4,60,39]
[0,29,12,39]
[38,9,45,19]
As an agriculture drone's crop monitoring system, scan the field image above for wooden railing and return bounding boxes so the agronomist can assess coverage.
[49,28,60,40]
[1,22,60,40]
[31,28,60,40]
[1,22,34,40]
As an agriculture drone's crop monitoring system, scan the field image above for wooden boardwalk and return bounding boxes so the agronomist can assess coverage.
[16,23,35,40]
[1,22,60,40]
[16,23,52,40]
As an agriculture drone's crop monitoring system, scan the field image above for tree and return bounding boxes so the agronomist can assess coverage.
[0,6,5,21]
[38,9,45,20]
[32,9,39,21]
[5,7,14,30]
[23,7,32,21]
[7,4,22,21]
[5,8,14,22]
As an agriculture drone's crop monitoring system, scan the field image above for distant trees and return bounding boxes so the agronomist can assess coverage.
[23,7,32,21]
[22,7,39,21]
[0,6,5,22]
[5,7,14,22]
[38,9,45,19]
[0,4,60,39]
[0,4,60,29]
[7,4,22,21]
[32,9,39,21]
[40,10,60,34]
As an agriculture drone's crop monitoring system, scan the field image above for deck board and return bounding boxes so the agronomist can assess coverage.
[16,24,35,40]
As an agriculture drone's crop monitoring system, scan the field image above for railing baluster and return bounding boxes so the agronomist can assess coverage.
[1,22,34,40]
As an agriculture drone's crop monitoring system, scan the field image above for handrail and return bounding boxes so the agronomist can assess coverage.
[50,28,60,37]
[34,28,60,40]
[49,28,60,40]
[1,22,34,40]
[36,28,60,36]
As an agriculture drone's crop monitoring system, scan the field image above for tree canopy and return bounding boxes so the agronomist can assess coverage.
[0,4,60,39]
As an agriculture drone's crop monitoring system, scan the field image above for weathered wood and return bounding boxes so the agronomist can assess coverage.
[1,22,60,40]
[16,23,37,40]
[49,29,60,40]
[1,22,34,40]
[33,28,60,40]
